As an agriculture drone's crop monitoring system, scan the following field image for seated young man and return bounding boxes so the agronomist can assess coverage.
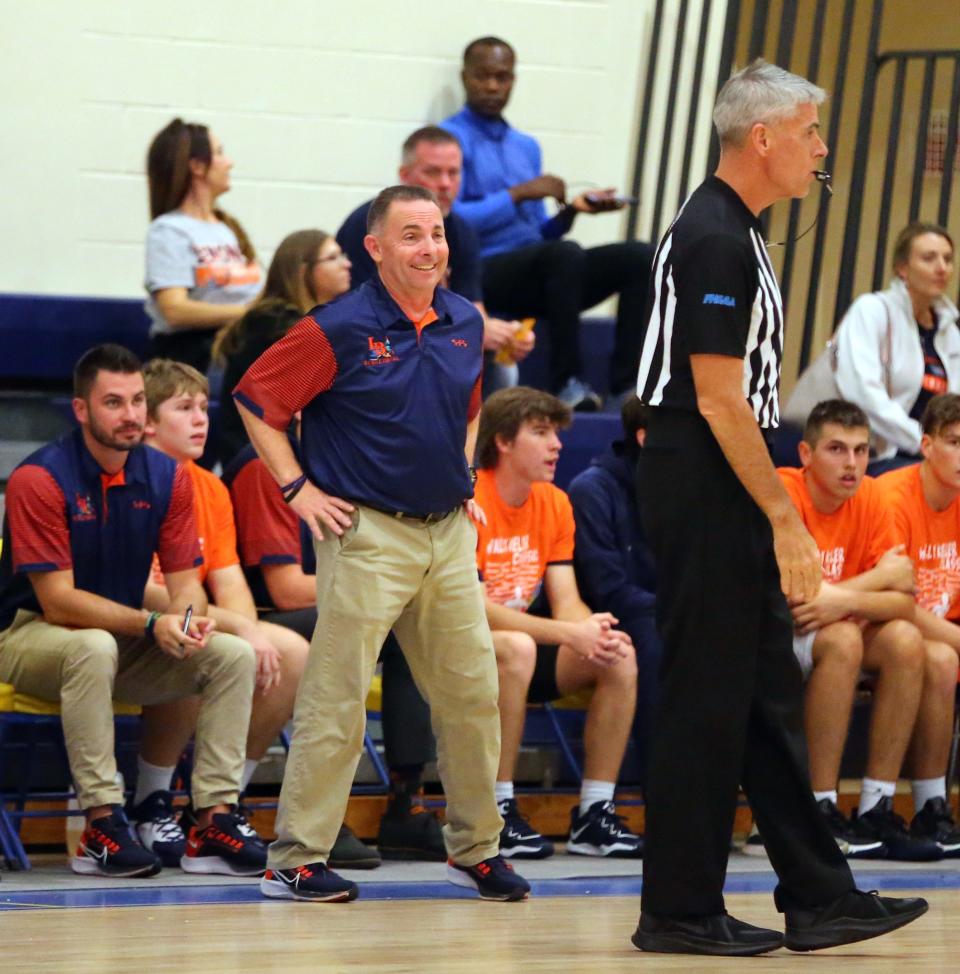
[768,399,942,861]
[129,359,309,868]
[223,440,446,863]
[877,393,960,856]
[0,345,259,878]
[567,396,662,791]
[471,387,641,858]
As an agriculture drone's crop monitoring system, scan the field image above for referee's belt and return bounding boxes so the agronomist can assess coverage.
[360,502,459,525]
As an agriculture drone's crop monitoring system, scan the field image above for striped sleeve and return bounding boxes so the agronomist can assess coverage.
[156,465,203,573]
[233,315,338,429]
[6,466,71,573]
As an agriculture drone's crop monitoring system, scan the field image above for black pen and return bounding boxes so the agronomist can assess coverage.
[181,604,193,637]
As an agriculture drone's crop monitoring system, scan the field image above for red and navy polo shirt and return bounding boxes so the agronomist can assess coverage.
[0,428,201,631]
[233,275,483,516]
[222,443,315,610]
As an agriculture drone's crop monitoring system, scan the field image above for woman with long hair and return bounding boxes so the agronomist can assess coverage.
[835,222,958,475]
[144,118,262,372]
[215,229,352,465]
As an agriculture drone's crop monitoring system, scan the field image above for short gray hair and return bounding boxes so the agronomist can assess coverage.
[713,59,826,147]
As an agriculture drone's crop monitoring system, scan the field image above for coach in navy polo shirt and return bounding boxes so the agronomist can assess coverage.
[0,344,259,880]
[336,125,533,392]
[235,185,529,904]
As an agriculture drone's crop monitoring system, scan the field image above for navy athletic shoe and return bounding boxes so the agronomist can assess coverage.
[128,790,186,868]
[498,798,554,859]
[260,862,359,902]
[910,797,960,857]
[71,806,162,878]
[447,855,531,901]
[566,800,643,857]
[848,797,943,861]
[180,806,267,876]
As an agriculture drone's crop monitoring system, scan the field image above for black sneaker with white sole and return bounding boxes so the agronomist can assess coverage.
[848,797,943,861]
[447,854,530,901]
[128,789,186,868]
[498,798,554,859]
[71,806,162,878]
[910,797,960,857]
[180,806,267,876]
[815,798,884,858]
[260,862,359,902]
[566,800,643,858]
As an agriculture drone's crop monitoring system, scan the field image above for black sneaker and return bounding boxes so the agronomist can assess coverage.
[447,855,531,901]
[328,824,381,870]
[910,797,960,857]
[260,862,359,902]
[783,888,928,951]
[632,911,783,956]
[377,792,447,862]
[816,798,884,858]
[71,806,162,878]
[498,798,554,859]
[849,796,943,861]
[741,823,767,857]
[128,790,186,868]
[181,806,268,876]
[567,800,643,858]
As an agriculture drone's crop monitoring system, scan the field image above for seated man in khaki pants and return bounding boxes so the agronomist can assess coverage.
[0,344,260,878]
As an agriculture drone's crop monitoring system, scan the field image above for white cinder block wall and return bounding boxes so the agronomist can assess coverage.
[1,0,724,299]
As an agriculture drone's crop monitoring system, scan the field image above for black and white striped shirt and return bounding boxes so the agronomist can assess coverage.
[636,176,784,429]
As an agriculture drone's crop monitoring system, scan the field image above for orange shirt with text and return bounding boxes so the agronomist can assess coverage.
[877,463,960,621]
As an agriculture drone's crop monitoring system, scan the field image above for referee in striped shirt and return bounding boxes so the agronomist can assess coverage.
[631,61,928,956]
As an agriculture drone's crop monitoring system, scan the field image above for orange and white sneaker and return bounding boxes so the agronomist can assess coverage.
[180,807,267,876]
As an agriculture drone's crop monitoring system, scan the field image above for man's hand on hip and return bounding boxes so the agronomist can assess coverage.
[289,481,354,540]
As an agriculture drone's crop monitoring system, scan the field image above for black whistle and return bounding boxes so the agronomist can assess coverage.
[813,171,833,194]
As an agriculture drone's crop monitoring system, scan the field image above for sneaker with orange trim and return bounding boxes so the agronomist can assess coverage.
[446,854,531,901]
[180,807,267,876]
[260,862,359,902]
[71,807,162,878]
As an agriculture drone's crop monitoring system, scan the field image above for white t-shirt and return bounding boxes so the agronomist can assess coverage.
[144,212,262,336]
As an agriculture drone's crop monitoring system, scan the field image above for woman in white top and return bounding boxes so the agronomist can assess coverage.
[835,222,958,475]
[144,118,262,372]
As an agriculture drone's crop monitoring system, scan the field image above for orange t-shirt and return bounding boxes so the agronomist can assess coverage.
[152,460,239,587]
[472,468,575,610]
[877,463,960,621]
[778,468,895,582]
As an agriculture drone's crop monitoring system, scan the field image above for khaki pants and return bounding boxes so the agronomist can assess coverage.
[269,506,502,869]
[0,611,255,810]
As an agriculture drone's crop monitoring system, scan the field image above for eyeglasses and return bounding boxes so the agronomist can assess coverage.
[309,251,349,265]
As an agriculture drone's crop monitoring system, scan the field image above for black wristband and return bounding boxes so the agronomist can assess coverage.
[145,610,161,638]
[283,477,307,504]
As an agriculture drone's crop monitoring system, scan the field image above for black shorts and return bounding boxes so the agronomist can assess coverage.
[528,644,561,703]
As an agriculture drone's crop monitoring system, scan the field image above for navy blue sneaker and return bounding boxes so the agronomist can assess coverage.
[849,797,943,862]
[567,800,643,857]
[260,862,359,902]
[71,806,162,878]
[447,854,530,901]
[181,806,267,876]
[498,798,554,859]
[910,797,960,857]
[128,790,186,868]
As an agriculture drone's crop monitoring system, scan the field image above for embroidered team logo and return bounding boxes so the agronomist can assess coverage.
[73,493,96,522]
[364,335,399,366]
[451,338,469,348]
[132,500,152,511]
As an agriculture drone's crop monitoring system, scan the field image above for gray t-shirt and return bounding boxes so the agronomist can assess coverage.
[144,212,262,336]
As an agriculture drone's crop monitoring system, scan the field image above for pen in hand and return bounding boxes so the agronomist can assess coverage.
[180,604,193,658]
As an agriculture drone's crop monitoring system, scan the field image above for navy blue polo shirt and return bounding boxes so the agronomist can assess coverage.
[0,428,201,631]
[336,201,483,302]
[233,276,483,515]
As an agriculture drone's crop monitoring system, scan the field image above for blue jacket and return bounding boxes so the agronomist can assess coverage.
[567,443,657,628]
[442,105,568,257]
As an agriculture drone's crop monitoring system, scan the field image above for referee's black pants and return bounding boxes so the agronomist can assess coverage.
[481,239,654,395]
[637,409,854,918]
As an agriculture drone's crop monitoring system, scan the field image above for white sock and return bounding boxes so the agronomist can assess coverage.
[241,758,261,793]
[813,789,838,806]
[580,779,615,816]
[858,778,896,817]
[495,781,514,804]
[134,757,176,806]
[912,777,946,812]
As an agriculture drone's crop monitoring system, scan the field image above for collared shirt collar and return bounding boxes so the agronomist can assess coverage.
[365,273,454,328]
[71,426,145,487]
[461,104,510,141]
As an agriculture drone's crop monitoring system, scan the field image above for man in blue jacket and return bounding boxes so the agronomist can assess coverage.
[567,397,661,787]
[442,36,654,411]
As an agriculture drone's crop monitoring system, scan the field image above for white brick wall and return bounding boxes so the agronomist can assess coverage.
[1,0,719,299]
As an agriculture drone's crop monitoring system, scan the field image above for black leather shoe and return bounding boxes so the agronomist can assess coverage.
[631,911,783,956]
[784,889,928,951]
